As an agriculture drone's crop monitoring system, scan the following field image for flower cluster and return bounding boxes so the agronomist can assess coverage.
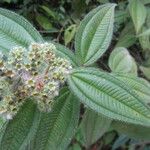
[0,43,72,120]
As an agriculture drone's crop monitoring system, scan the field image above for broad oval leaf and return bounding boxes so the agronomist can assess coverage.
[75,4,116,66]
[32,88,80,150]
[129,0,147,34]
[79,109,111,148]
[67,68,150,126]
[114,73,150,104]
[112,121,150,140]
[0,8,43,54]
[109,47,137,75]
[0,100,40,150]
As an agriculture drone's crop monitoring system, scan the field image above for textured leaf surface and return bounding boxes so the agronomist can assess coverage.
[0,101,40,150]
[80,109,111,148]
[129,0,147,34]
[112,121,150,140]
[68,68,150,126]
[32,88,80,150]
[0,8,43,54]
[109,47,137,75]
[114,73,150,104]
[52,42,78,67]
[75,4,116,66]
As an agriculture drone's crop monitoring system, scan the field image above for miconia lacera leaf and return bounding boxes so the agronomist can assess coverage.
[0,8,43,54]
[32,87,80,150]
[75,4,116,66]
[67,68,150,126]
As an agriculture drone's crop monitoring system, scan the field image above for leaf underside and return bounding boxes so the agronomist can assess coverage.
[75,4,116,66]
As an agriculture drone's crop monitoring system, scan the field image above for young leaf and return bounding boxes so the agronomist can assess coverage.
[80,109,111,148]
[64,24,77,46]
[0,101,40,150]
[129,0,147,34]
[67,68,150,126]
[0,8,43,54]
[108,47,137,75]
[36,14,52,30]
[32,88,80,150]
[75,4,116,66]
[112,121,150,140]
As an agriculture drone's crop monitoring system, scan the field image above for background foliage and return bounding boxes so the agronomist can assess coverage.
[0,0,150,150]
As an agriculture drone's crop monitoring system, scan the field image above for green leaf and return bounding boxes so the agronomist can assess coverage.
[0,8,43,54]
[41,6,56,18]
[116,22,136,48]
[112,121,150,140]
[80,109,111,148]
[52,42,79,67]
[67,68,150,126]
[0,101,40,150]
[109,47,137,75]
[114,73,150,104]
[36,14,53,30]
[32,88,80,150]
[75,4,116,66]
[64,24,77,46]
[129,0,147,34]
